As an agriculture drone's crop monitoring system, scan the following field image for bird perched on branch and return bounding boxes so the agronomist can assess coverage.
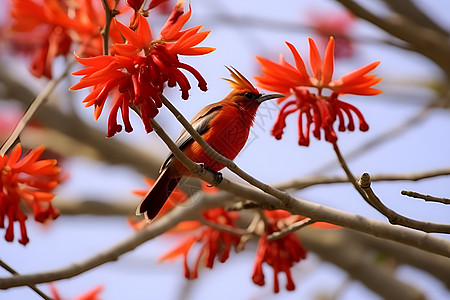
[136,67,283,220]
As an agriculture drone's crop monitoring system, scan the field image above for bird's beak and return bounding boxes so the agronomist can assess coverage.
[256,93,285,103]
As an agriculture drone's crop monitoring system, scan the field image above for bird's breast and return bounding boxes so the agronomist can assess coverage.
[183,104,257,172]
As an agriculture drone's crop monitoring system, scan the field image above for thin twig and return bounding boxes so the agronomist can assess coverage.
[401,190,450,205]
[334,0,450,78]
[0,260,53,300]
[267,218,315,241]
[0,61,74,156]
[359,173,450,233]
[100,0,119,55]
[200,218,250,236]
[149,119,207,179]
[276,167,450,191]
[332,142,375,209]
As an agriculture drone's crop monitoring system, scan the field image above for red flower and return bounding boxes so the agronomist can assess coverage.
[71,2,214,137]
[309,10,356,59]
[251,210,307,293]
[0,144,61,245]
[9,0,120,78]
[158,208,241,279]
[50,283,103,300]
[255,37,381,145]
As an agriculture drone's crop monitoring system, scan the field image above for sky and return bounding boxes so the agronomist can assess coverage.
[1,0,450,299]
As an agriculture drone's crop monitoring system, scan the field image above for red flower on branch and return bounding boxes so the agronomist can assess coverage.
[0,144,62,245]
[159,207,241,279]
[133,181,240,279]
[255,37,381,145]
[71,1,214,137]
[251,210,307,293]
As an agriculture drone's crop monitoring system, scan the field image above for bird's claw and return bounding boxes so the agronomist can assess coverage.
[210,171,223,186]
[196,163,222,186]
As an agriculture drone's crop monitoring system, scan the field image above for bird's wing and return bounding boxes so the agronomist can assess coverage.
[160,104,223,171]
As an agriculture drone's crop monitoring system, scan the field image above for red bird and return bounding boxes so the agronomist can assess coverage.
[136,67,283,220]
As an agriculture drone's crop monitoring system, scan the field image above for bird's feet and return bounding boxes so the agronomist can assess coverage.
[197,163,223,186]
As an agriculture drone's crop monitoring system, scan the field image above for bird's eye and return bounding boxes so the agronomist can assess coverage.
[244,92,256,100]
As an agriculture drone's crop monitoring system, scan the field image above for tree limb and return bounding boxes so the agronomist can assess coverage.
[359,173,450,233]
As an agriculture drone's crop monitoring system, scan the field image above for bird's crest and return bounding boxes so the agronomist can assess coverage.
[223,66,259,93]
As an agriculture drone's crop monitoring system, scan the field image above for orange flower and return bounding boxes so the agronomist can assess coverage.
[71,2,214,137]
[0,144,62,245]
[255,37,381,145]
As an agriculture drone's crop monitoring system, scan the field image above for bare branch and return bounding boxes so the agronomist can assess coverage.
[276,168,450,191]
[334,0,450,78]
[0,60,74,155]
[359,173,450,234]
[345,230,450,288]
[200,218,251,237]
[332,142,375,208]
[401,190,450,205]
[267,218,315,241]
[2,177,450,289]
[100,0,119,55]
[381,0,449,37]
[300,229,426,300]
[0,260,52,300]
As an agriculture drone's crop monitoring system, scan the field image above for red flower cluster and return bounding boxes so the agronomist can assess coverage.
[71,1,214,137]
[255,37,381,145]
[252,210,307,293]
[0,144,61,245]
[9,0,118,78]
[158,208,241,279]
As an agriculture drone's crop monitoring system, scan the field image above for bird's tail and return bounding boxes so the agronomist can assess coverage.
[136,168,181,221]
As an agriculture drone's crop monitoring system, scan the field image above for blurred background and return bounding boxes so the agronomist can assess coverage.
[1,0,450,299]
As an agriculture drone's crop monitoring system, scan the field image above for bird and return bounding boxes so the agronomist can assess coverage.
[136,66,283,220]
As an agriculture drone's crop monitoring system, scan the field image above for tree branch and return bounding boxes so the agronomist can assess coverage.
[276,168,450,191]
[0,260,52,300]
[0,60,74,155]
[300,229,426,300]
[100,0,119,55]
[401,190,450,205]
[2,172,450,288]
[359,173,450,233]
[334,0,450,79]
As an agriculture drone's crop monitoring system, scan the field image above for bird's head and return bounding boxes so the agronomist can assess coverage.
[223,66,284,106]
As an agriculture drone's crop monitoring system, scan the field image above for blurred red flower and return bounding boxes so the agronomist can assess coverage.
[71,1,214,137]
[255,37,381,145]
[50,283,103,300]
[158,207,241,279]
[9,0,119,78]
[309,9,356,59]
[0,144,62,245]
